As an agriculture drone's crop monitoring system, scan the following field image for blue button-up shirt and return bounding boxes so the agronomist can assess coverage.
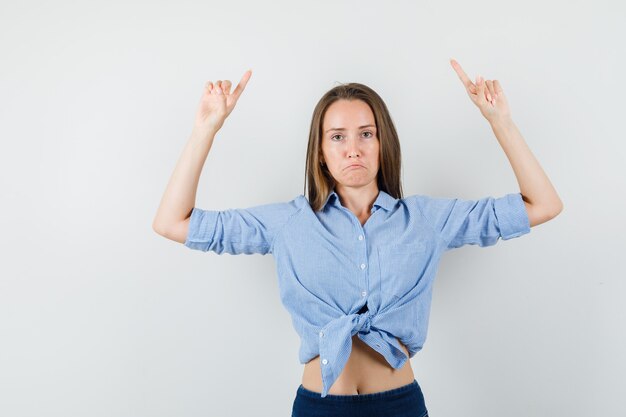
[184,188,530,397]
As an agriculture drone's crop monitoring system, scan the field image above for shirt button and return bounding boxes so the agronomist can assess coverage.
[360,263,366,269]
[319,331,324,337]
[358,235,364,241]
[361,291,367,297]
[322,359,328,365]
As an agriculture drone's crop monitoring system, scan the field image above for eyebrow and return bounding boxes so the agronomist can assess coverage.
[325,124,376,133]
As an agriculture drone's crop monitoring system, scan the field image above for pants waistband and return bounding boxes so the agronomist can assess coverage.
[296,379,421,402]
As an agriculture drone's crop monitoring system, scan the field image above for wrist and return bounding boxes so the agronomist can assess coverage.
[191,125,219,141]
[489,116,514,129]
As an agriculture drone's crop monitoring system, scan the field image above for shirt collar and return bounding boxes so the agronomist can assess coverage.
[321,188,398,212]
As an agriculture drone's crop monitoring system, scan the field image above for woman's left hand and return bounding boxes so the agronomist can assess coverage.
[450,58,512,124]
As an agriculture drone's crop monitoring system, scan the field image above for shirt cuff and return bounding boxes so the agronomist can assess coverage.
[184,208,219,251]
[493,193,531,240]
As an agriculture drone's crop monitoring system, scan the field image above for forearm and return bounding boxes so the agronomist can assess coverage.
[152,127,218,234]
[489,117,563,216]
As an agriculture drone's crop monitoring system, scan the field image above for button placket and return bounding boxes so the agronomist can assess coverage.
[353,218,370,304]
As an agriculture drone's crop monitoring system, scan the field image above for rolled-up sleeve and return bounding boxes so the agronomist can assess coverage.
[184,197,302,255]
[411,192,531,250]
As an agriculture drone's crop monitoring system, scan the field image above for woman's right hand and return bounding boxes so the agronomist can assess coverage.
[193,69,252,134]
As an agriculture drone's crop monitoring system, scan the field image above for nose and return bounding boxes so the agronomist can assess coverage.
[346,136,360,158]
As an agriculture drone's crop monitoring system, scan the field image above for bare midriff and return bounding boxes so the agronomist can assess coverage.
[301,334,415,395]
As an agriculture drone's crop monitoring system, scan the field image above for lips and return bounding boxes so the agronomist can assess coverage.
[345,164,364,170]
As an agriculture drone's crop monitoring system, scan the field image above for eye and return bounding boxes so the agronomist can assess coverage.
[330,131,374,141]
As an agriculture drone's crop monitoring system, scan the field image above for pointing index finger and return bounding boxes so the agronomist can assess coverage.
[231,69,252,101]
[450,58,474,91]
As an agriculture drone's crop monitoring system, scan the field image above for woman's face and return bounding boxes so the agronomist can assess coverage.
[320,99,380,190]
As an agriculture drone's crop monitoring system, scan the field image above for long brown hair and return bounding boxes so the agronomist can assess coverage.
[304,82,404,212]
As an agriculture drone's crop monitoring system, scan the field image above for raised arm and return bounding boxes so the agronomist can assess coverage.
[152,70,252,243]
[450,58,563,227]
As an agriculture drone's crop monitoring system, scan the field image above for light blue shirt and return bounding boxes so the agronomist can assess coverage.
[184,188,531,397]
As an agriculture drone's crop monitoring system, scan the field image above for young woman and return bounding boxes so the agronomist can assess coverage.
[153,60,563,417]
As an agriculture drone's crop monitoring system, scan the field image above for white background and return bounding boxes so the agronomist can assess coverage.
[1,0,624,416]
